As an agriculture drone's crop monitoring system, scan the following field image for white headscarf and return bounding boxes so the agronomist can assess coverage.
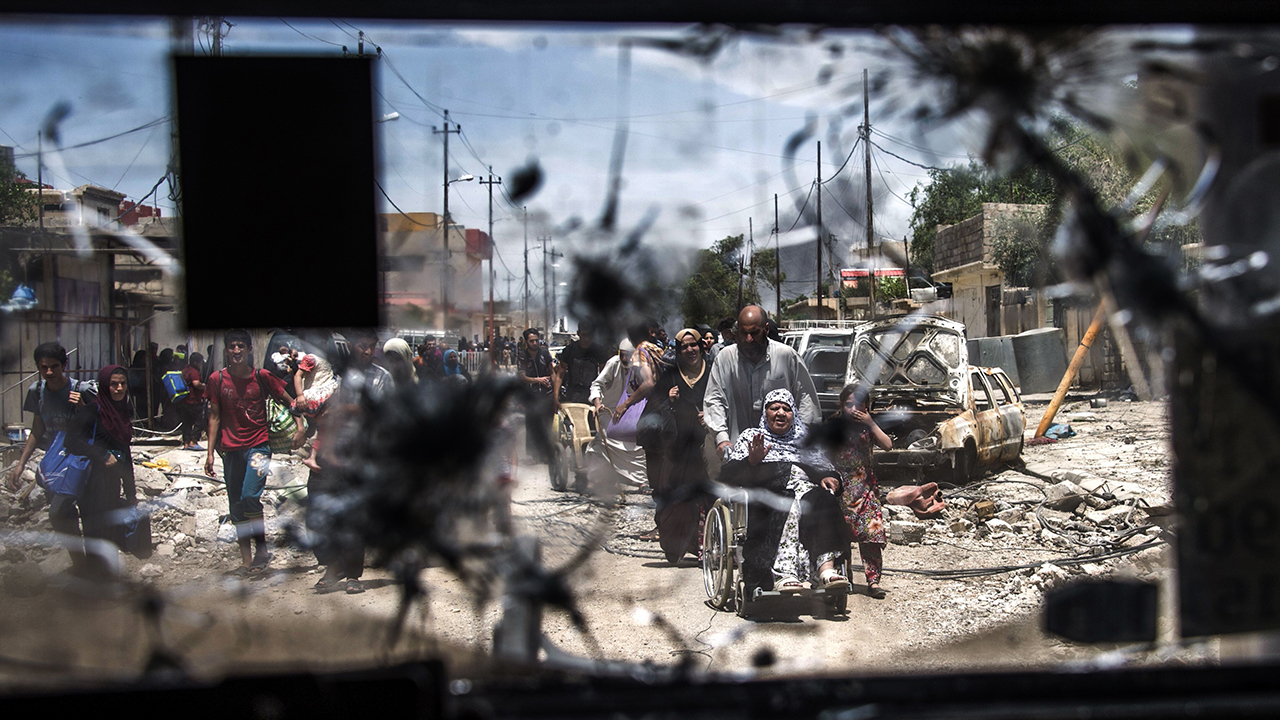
[727,388,832,470]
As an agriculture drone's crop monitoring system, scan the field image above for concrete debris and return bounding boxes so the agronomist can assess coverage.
[194,508,221,541]
[1079,563,1105,575]
[134,465,170,497]
[171,532,191,548]
[890,520,927,545]
[1030,563,1069,591]
[995,507,1026,524]
[2,561,46,597]
[885,504,917,521]
[1086,504,1147,527]
[37,552,71,575]
[949,518,974,535]
[1043,480,1087,511]
[155,543,175,557]
[984,519,1014,536]
[139,563,163,578]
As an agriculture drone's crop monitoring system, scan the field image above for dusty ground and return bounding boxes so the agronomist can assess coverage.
[0,396,1220,689]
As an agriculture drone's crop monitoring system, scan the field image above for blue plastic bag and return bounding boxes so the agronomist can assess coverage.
[37,430,93,498]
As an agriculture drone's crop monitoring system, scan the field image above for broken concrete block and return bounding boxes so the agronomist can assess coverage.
[171,532,191,548]
[996,507,1026,524]
[2,561,46,597]
[37,552,71,575]
[1086,505,1147,526]
[1044,481,1087,511]
[178,517,197,537]
[139,563,163,578]
[985,519,1014,536]
[890,520,927,545]
[1032,562,1069,590]
[1079,563,1105,576]
[133,466,170,497]
[885,504,916,521]
[949,518,974,535]
[155,543,175,557]
[194,508,221,541]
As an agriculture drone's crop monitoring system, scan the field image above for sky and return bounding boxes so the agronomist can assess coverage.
[0,17,1014,310]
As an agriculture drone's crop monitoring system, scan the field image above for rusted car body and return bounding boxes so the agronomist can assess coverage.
[845,315,1025,482]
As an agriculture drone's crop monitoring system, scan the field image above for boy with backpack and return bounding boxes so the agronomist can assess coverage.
[205,329,304,576]
[6,343,92,490]
[174,352,207,451]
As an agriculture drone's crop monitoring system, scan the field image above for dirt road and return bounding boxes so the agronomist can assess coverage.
[0,397,1206,686]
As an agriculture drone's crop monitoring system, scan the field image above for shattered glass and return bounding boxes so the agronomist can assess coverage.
[0,13,1277,700]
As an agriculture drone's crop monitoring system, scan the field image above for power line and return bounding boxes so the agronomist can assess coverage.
[374,178,430,227]
[698,181,810,225]
[278,18,344,47]
[784,182,817,233]
[13,117,169,159]
[870,147,916,209]
[112,124,159,190]
[871,127,971,159]
[820,136,861,185]
[868,139,951,172]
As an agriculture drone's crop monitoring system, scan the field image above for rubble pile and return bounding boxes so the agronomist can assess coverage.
[1,448,313,596]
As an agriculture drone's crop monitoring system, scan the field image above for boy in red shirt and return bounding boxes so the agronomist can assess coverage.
[205,329,304,575]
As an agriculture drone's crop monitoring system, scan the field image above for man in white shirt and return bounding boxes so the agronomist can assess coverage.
[704,305,821,457]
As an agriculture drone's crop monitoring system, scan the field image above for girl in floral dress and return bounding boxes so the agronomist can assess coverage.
[831,383,894,598]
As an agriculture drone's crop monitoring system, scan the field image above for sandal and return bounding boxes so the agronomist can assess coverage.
[867,584,887,599]
[345,579,365,594]
[774,577,804,593]
[639,528,660,542]
[314,567,343,590]
[820,570,850,590]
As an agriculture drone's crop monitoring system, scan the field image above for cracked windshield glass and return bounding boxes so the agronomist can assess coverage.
[1,16,1274,687]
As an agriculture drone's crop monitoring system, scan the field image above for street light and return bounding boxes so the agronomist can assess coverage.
[441,173,475,332]
[377,112,401,123]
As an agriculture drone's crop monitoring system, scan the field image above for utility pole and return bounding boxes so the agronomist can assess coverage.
[736,224,745,312]
[522,206,529,330]
[748,217,756,308]
[864,68,876,320]
[774,193,781,318]
[433,109,462,331]
[816,142,824,313]
[37,131,43,232]
[479,167,502,368]
[540,237,561,333]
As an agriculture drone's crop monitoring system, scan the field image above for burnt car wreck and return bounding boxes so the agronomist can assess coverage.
[848,315,1025,482]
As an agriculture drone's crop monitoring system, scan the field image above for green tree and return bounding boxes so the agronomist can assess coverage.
[908,121,1200,287]
[1,156,37,227]
[680,234,757,328]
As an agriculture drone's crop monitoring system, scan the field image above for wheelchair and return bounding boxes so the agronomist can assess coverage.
[549,402,599,492]
[701,489,851,617]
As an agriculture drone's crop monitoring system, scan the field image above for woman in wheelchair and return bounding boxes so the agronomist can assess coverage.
[720,389,853,596]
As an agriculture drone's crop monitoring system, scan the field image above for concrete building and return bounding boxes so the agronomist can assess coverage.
[930,203,1049,339]
[26,184,127,229]
[379,211,490,340]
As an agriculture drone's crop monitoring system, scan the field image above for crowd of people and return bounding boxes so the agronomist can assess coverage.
[522,306,894,599]
[7,307,894,601]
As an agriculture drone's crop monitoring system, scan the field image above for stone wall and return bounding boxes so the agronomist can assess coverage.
[934,203,1047,273]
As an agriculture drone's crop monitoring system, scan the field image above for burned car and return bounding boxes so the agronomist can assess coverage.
[846,315,1025,482]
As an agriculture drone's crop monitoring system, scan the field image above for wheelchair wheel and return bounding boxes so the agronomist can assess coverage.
[824,554,851,615]
[702,503,734,610]
[549,444,570,492]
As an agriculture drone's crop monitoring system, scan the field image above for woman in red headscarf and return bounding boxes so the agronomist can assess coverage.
[63,365,138,578]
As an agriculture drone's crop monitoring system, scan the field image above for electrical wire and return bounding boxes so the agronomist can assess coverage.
[699,181,810,226]
[278,18,345,47]
[783,181,817,233]
[13,117,169,159]
[859,538,1166,580]
[111,124,159,190]
[871,127,971,159]
[375,178,430,227]
[870,146,917,209]
[868,139,952,172]
[820,136,861,185]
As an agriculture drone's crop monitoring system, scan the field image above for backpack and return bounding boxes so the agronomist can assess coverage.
[162,370,190,402]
